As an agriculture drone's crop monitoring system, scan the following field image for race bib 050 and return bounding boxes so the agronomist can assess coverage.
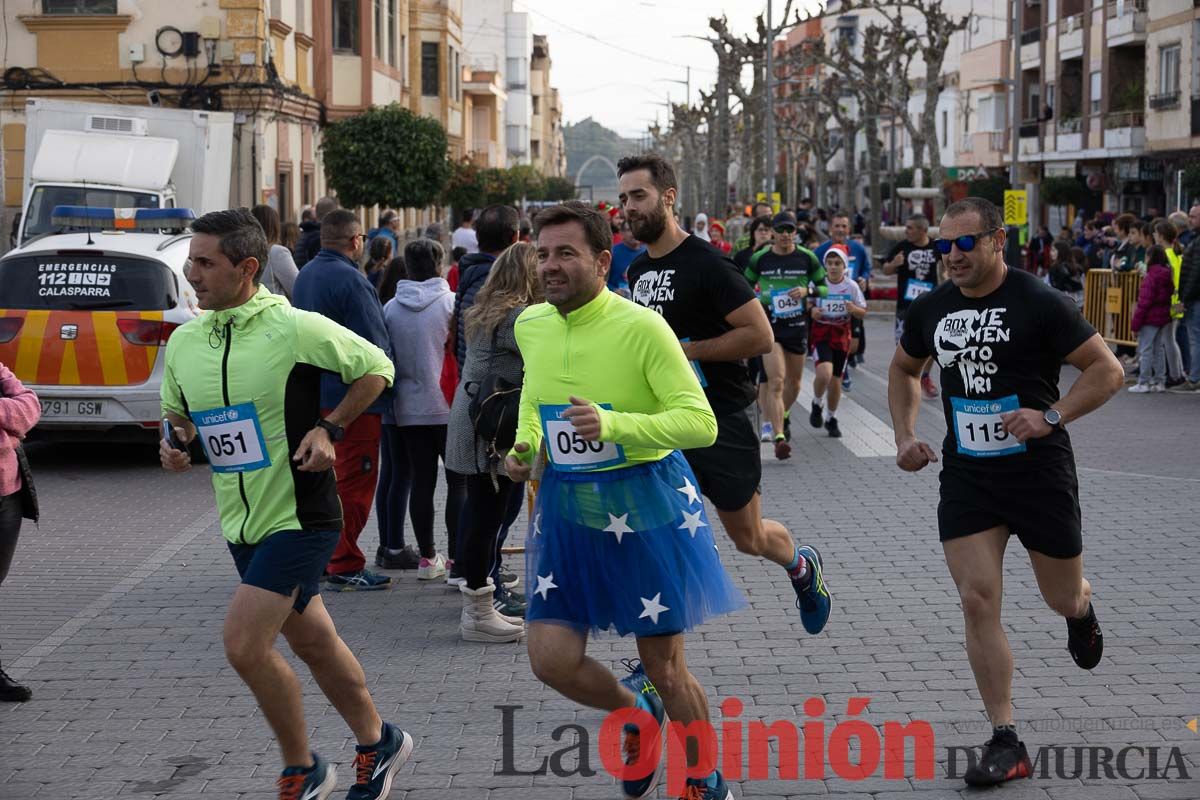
[539,403,627,472]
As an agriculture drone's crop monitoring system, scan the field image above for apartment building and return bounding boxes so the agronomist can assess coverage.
[530,34,566,178]
[0,0,519,239]
[462,0,532,165]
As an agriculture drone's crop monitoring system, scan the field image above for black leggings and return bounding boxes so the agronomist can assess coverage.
[460,473,519,590]
[396,425,466,560]
[0,492,22,586]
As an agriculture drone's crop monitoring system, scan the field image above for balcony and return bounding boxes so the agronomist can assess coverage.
[1059,16,1084,59]
[989,131,1006,152]
[1104,110,1146,149]
[1020,35,1040,67]
[1106,0,1147,46]
[1193,96,1200,137]
[1149,91,1181,111]
[1056,117,1082,151]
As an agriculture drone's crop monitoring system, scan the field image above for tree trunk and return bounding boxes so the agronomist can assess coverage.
[864,110,884,255]
[840,125,858,212]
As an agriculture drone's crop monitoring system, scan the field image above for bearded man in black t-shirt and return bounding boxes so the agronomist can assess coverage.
[620,154,834,647]
[888,197,1124,788]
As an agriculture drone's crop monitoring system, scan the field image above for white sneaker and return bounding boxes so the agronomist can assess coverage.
[1127,383,1151,393]
[417,553,447,580]
[760,422,774,442]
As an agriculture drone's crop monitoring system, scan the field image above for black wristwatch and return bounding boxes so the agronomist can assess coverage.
[1043,408,1063,429]
[316,418,345,442]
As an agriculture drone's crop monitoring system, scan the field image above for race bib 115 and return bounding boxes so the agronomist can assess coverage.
[950,395,1027,458]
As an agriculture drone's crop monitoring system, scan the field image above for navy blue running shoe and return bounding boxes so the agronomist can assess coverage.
[347,722,412,800]
[618,660,669,799]
[277,753,337,800]
[792,545,831,635]
[678,771,734,799]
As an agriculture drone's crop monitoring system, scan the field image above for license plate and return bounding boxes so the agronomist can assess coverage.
[40,399,104,417]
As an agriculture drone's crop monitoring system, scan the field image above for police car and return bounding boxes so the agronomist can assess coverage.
[0,206,199,439]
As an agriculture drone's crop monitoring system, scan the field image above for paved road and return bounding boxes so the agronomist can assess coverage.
[1,317,1197,799]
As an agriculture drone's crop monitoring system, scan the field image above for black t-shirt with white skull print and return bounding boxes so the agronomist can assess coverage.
[627,234,758,416]
[900,266,1096,471]
[887,240,941,316]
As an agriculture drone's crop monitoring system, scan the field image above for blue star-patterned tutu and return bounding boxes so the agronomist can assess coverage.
[525,450,747,637]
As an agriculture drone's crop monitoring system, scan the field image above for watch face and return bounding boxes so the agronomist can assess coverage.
[1045,410,1061,425]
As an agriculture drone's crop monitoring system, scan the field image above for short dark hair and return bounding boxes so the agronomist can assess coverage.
[907,213,929,230]
[314,196,339,221]
[831,211,851,223]
[320,209,361,246]
[616,153,678,194]
[1154,219,1178,244]
[475,204,520,253]
[451,245,467,263]
[191,208,269,283]
[1114,213,1138,234]
[368,235,393,264]
[1145,244,1169,268]
[249,204,281,246]
[747,215,773,238]
[943,197,1004,232]
[404,238,444,282]
[461,209,475,224]
[533,201,613,256]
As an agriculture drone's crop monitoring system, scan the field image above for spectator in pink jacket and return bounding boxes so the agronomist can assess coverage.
[1130,245,1175,393]
[0,361,40,702]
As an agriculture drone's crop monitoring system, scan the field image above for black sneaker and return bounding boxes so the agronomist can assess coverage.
[1066,603,1103,670]
[783,412,792,442]
[376,545,421,570]
[498,570,520,589]
[0,664,31,702]
[809,401,822,428]
[963,729,1032,787]
[493,585,527,618]
[824,417,841,438]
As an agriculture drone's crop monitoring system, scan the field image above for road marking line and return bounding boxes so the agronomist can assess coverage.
[6,508,220,678]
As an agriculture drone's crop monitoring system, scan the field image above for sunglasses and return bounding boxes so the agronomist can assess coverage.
[774,226,797,234]
[934,228,1000,255]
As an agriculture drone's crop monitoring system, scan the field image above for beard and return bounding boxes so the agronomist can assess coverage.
[628,204,669,244]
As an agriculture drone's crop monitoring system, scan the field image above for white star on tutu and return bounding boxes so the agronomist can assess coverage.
[678,509,706,538]
[534,573,557,600]
[676,477,700,506]
[533,513,542,537]
[604,512,634,543]
[638,593,669,625]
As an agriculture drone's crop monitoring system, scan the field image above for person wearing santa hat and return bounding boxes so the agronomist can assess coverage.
[808,244,868,438]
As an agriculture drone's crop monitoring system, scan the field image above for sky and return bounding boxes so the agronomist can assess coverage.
[512,0,825,140]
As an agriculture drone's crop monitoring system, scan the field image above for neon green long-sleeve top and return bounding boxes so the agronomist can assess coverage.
[512,288,717,469]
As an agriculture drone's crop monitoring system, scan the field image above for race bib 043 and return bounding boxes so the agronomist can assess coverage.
[771,289,805,320]
[950,395,1027,458]
[191,402,272,473]
[539,403,627,472]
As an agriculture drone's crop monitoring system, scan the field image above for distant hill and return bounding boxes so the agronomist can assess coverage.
[563,118,640,203]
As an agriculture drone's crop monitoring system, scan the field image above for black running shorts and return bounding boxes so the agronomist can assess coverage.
[683,404,762,512]
[937,460,1083,559]
[771,320,809,356]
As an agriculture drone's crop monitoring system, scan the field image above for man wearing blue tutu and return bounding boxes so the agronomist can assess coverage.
[506,201,742,800]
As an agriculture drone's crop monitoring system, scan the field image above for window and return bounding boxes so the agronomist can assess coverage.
[941,110,948,147]
[421,42,439,96]
[0,254,175,311]
[42,0,116,12]
[836,16,858,47]
[333,0,358,54]
[1089,70,1102,114]
[302,171,314,207]
[1159,44,1181,96]
[450,48,460,101]
[277,170,292,223]
[1045,83,1055,118]
[506,57,526,89]
[374,0,384,60]
[386,0,397,68]
[532,95,541,115]
[1028,84,1041,121]
[400,35,407,84]
[531,140,541,158]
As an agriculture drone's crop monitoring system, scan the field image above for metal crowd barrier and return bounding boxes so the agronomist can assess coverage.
[1084,269,1142,347]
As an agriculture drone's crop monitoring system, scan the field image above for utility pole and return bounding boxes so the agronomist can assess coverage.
[1009,0,1020,191]
[765,0,776,199]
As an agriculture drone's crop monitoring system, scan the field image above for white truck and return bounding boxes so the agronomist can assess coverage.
[16,98,234,244]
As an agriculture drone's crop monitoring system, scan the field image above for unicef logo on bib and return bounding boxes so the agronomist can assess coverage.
[990,402,1002,414]
[227,408,239,421]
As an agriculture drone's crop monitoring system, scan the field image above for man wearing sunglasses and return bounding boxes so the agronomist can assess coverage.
[888,197,1124,788]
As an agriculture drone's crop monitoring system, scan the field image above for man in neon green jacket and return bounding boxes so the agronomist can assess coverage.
[506,202,744,800]
[159,209,409,800]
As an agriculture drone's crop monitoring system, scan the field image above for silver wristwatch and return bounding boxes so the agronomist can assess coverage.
[1043,408,1063,429]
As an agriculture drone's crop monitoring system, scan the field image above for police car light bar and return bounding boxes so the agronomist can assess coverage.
[49,206,196,232]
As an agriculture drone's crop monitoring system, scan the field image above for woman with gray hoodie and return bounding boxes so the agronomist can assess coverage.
[383,238,467,582]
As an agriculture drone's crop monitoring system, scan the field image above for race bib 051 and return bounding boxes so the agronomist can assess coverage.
[191,402,272,473]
